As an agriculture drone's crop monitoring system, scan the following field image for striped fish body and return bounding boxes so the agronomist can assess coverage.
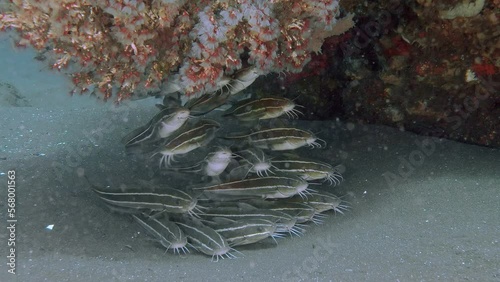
[245,199,316,224]
[213,219,277,247]
[122,107,190,147]
[199,208,297,234]
[272,157,343,185]
[132,214,188,254]
[223,97,297,121]
[168,147,232,177]
[175,220,231,259]
[162,119,220,153]
[91,185,197,214]
[194,175,308,199]
[157,108,191,138]
[228,66,260,96]
[184,91,231,116]
[225,128,320,151]
[156,119,220,167]
[287,191,345,214]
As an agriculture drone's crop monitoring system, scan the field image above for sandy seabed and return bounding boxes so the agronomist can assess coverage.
[0,35,499,282]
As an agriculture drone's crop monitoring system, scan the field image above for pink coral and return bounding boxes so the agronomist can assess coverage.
[1,0,346,102]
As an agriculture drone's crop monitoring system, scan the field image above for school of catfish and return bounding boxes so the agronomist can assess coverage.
[87,66,349,261]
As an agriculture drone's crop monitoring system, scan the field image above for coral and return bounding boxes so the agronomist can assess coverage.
[259,0,499,147]
[439,0,486,19]
[0,0,349,102]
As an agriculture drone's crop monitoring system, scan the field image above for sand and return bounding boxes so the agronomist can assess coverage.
[1,35,499,282]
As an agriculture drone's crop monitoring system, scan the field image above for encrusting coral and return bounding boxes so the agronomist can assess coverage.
[0,0,353,102]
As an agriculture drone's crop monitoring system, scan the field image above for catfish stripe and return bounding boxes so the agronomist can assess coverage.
[185,91,230,116]
[272,159,332,169]
[215,223,271,233]
[175,221,230,256]
[213,219,276,246]
[228,66,260,96]
[225,128,313,141]
[245,200,316,223]
[272,158,342,184]
[225,128,317,150]
[287,191,345,214]
[164,119,219,150]
[175,222,225,248]
[168,131,212,152]
[199,208,297,234]
[223,97,292,120]
[132,214,187,251]
[272,159,332,175]
[193,176,305,198]
[200,208,294,222]
[122,107,172,145]
[228,97,290,114]
[92,188,194,212]
[195,176,302,190]
[122,107,190,146]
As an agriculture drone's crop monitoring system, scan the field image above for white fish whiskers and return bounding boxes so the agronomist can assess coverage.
[152,119,220,168]
[225,128,326,151]
[233,147,276,178]
[175,219,242,261]
[132,214,190,255]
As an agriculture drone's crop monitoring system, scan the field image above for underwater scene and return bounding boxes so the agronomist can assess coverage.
[0,1,499,281]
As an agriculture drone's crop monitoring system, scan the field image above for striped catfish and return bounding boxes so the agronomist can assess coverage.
[223,97,303,121]
[245,199,317,224]
[153,119,220,168]
[193,175,309,199]
[184,91,231,116]
[122,107,190,147]
[174,219,237,261]
[211,218,277,247]
[224,127,325,151]
[287,190,349,214]
[272,155,343,185]
[132,214,189,254]
[227,66,260,96]
[199,207,299,236]
[87,178,199,216]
